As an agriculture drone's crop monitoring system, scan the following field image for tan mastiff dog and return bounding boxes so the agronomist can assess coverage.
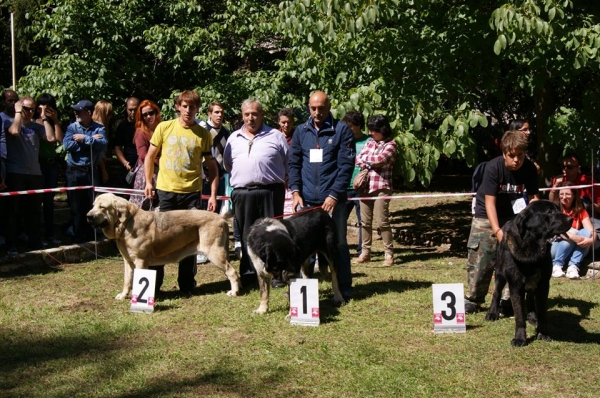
[87,193,240,299]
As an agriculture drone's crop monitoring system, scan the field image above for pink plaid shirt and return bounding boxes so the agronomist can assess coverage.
[356,138,398,193]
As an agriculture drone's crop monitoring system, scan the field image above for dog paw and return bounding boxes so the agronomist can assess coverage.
[510,338,527,347]
[285,314,291,322]
[115,292,128,300]
[527,312,538,326]
[333,298,346,307]
[226,290,239,297]
[485,312,499,321]
[253,307,268,315]
[537,333,552,342]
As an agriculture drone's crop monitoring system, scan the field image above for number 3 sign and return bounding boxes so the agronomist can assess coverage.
[130,269,157,314]
[432,283,466,333]
[289,278,320,327]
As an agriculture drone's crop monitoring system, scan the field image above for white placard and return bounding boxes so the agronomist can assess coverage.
[130,269,156,314]
[432,283,466,333]
[289,278,320,327]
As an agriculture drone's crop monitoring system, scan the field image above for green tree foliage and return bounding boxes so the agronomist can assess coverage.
[5,0,600,185]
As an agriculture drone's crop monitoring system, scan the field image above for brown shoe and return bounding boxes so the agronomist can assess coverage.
[354,252,371,264]
[383,254,394,267]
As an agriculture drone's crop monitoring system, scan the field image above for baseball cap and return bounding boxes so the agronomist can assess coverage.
[72,99,94,111]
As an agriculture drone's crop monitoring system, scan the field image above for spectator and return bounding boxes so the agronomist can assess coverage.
[278,108,296,216]
[114,97,140,187]
[197,101,231,264]
[354,115,398,266]
[464,130,539,314]
[549,152,599,217]
[277,107,295,145]
[143,90,218,294]
[130,100,161,210]
[5,96,57,256]
[342,110,368,255]
[508,119,540,174]
[33,93,64,246]
[551,182,597,279]
[92,100,113,185]
[63,99,107,243]
[288,91,355,301]
[0,90,19,245]
[223,99,288,286]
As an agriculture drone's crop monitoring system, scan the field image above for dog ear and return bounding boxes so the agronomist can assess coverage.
[113,198,135,238]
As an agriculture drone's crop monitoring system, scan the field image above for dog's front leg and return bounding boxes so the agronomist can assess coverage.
[510,287,528,347]
[253,274,271,315]
[115,260,134,300]
[534,280,551,342]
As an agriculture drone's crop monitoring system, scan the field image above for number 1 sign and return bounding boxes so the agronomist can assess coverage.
[432,283,466,333]
[289,278,320,327]
[130,269,157,314]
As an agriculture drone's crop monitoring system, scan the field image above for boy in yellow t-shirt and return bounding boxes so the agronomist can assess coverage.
[143,90,219,294]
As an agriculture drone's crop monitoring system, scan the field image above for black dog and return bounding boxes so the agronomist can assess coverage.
[246,208,346,314]
[485,200,572,346]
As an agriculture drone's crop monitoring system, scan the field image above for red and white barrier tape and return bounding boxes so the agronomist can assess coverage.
[93,186,231,201]
[1,182,599,201]
[0,185,94,197]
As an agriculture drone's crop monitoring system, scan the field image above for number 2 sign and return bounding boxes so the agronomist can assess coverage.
[432,283,466,333]
[130,269,157,314]
[289,278,320,327]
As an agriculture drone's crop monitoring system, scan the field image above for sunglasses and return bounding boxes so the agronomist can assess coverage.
[141,110,156,118]
[22,106,35,112]
[562,165,577,170]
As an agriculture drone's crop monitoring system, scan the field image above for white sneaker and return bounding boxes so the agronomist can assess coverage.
[566,266,580,280]
[552,265,565,278]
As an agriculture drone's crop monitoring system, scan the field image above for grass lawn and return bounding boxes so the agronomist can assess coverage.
[1,193,600,397]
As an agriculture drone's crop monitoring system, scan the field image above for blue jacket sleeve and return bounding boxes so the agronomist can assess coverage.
[62,124,78,152]
[328,123,355,199]
[84,125,107,150]
[287,125,303,193]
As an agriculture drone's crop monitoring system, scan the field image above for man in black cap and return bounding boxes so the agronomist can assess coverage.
[63,99,108,242]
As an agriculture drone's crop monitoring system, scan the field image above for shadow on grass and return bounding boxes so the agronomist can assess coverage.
[546,296,600,344]
[351,279,431,301]
[0,264,63,278]
[0,327,293,398]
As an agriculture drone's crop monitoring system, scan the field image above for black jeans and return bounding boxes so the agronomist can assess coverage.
[5,173,43,249]
[231,183,285,277]
[150,190,202,293]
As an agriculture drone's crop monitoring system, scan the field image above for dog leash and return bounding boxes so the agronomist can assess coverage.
[273,205,323,219]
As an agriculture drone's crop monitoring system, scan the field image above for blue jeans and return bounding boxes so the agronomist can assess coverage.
[345,189,362,254]
[551,228,592,269]
[306,201,353,298]
[66,167,97,243]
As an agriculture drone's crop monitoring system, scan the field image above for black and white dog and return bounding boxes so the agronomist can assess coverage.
[246,208,346,314]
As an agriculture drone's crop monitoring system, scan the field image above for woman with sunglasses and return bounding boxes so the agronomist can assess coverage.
[551,181,597,279]
[129,100,161,209]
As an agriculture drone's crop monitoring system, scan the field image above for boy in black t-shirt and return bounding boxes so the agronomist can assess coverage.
[465,131,539,314]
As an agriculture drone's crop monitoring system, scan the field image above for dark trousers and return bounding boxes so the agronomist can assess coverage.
[40,159,60,239]
[66,167,97,243]
[231,184,285,277]
[5,173,43,250]
[150,190,201,293]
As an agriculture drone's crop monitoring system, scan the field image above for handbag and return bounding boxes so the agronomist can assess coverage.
[126,162,141,185]
[352,168,369,192]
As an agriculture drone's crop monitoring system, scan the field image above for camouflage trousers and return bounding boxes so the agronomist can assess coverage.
[465,217,510,305]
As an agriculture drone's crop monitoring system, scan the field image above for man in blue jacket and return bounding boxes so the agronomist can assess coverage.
[288,91,355,300]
